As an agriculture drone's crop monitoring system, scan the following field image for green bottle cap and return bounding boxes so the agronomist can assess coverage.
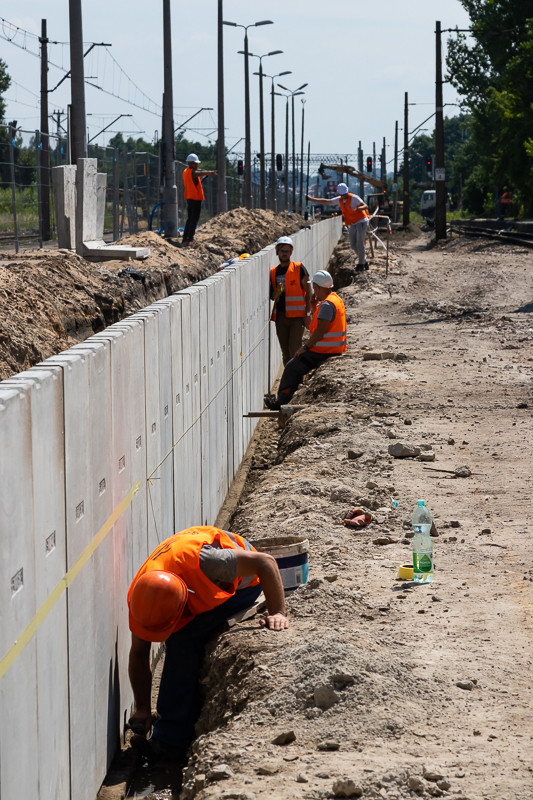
[417,499,425,506]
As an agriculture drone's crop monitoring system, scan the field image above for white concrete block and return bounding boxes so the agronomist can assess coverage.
[76,157,98,254]
[96,172,107,239]
[51,164,77,249]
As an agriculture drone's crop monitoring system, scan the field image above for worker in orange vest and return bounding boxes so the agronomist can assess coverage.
[264,270,346,410]
[307,182,370,271]
[127,526,288,764]
[270,236,313,365]
[182,153,216,245]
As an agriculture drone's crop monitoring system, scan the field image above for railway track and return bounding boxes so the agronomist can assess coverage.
[450,220,533,248]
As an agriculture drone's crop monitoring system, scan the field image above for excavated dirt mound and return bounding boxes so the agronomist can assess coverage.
[0,208,306,380]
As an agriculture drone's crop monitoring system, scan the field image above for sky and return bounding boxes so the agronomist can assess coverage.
[2,0,472,165]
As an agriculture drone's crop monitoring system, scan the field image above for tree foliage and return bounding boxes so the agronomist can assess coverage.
[0,57,10,125]
[446,1,533,215]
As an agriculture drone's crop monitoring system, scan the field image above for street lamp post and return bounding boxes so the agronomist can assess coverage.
[278,82,307,213]
[254,67,290,211]
[261,70,291,211]
[247,51,282,210]
[299,98,306,214]
[223,18,273,209]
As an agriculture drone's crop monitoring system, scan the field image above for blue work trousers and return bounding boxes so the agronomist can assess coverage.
[153,584,262,749]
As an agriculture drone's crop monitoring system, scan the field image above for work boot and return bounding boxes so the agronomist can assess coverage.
[130,734,186,766]
[264,393,281,411]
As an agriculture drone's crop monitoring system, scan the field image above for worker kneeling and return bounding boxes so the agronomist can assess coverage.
[264,270,346,411]
[128,526,288,764]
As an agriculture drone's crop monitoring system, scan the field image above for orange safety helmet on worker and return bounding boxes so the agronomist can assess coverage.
[183,161,204,202]
[308,289,347,354]
[339,192,369,226]
[127,526,260,641]
[270,261,307,321]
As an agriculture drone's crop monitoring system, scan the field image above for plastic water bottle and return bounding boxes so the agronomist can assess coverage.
[412,499,433,583]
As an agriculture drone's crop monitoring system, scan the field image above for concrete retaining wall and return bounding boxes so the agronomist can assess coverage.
[0,216,342,800]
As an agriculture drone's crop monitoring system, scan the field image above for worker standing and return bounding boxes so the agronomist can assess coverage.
[182,154,216,245]
[270,236,313,365]
[127,526,288,764]
[265,270,346,410]
[307,183,370,271]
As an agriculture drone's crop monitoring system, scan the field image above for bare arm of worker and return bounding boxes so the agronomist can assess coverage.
[128,634,153,733]
[234,550,289,630]
[302,274,313,329]
[306,193,334,205]
[294,316,330,356]
[198,169,217,177]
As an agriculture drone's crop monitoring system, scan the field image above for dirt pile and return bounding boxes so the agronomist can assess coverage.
[0,208,306,381]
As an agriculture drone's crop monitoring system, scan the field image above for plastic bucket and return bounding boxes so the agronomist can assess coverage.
[253,535,309,592]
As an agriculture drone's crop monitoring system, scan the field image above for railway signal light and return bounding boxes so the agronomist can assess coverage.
[426,156,432,172]
[366,157,373,173]
[276,154,283,171]
[237,160,244,175]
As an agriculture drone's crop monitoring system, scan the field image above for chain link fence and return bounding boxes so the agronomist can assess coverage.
[0,124,301,252]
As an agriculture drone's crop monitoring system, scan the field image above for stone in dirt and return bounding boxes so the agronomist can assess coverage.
[314,685,340,709]
[388,442,421,458]
[272,730,296,745]
[332,777,363,797]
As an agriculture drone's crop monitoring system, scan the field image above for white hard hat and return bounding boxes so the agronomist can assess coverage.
[309,270,334,288]
[336,182,349,195]
[276,236,294,247]
[186,153,200,163]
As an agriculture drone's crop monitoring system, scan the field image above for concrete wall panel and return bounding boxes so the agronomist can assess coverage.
[2,367,70,799]
[0,385,39,800]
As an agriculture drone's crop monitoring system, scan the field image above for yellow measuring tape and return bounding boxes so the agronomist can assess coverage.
[0,480,140,681]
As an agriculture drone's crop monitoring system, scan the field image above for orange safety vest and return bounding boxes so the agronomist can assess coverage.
[339,193,369,225]
[183,167,204,201]
[127,526,260,635]
[309,291,347,354]
[270,261,307,321]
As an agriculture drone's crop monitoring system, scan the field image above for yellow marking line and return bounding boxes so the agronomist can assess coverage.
[0,480,141,680]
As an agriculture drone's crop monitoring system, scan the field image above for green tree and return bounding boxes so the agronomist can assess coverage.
[0,57,10,123]
[447,1,533,215]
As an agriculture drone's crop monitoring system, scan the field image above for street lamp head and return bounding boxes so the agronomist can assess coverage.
[279,71,292,77]
[297,82,308,91]
[254,20,273,26]
[267,50,283,56]
[222,20,237,26]
[277,84,289,91]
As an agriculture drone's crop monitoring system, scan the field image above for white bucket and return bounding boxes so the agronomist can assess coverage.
[253,535,309,592]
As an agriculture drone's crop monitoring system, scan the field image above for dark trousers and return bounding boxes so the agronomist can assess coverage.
[153,584,262,749]
[277,350,329,403]
[275,314,305,365]
[183,199,202,242]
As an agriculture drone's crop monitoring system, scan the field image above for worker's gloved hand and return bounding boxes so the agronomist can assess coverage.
[343,508,374,528]
[260,613,289,631]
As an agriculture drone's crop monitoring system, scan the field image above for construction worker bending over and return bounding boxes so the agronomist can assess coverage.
[307,182,370,271]
[182,153,217,245]
[264,270,346,410]
[128,526,288,764]
[270,236,313,365]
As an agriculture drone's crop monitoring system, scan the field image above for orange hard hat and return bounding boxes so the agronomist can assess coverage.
[129,570,188,642]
